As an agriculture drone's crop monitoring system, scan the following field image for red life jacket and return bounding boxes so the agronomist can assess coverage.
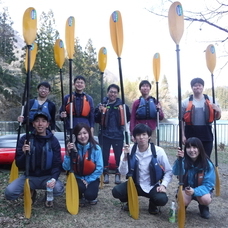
[101,105,125,127]
[183,170,204,188]
[183,94,214,125]
[73,148,96,176]
[65,94,90,117]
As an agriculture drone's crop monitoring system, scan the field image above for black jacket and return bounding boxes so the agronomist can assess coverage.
[94,97,131,140]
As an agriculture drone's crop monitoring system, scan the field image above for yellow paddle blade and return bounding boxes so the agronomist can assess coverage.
[110,10,123,57]
[65,16,75,59]
[25,42,37,72]
[66,173,79,215]
[54,39,65,69]
[127,177,139,219]
[206,44,216,74]
[177,185,185,228]
[153,53,161,82]
[215,166,220,196]
[168,2,184,45]
[23,7,37,45]
[98,47,107,72]
[24,178,32,219]
[9,160,19,183]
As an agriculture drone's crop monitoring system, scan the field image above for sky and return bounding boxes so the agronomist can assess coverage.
[2,0,227,96]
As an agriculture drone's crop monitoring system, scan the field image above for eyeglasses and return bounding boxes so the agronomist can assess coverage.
[109,90,118,94]
[39,86,49,91]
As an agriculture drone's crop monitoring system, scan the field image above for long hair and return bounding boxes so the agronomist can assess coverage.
[184,137,210,170]
[73,123,98,149]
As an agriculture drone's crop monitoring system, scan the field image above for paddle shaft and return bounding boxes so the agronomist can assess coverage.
[156,81,160,146]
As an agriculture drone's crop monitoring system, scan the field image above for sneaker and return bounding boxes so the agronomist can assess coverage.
[88,199,97,205]
[31,190,37,205]
[79,198,86,207]
[122,203,129,211]
[198,204,210,219]
[115,174,121,185]
[148,201,159,215]
[103,174,109,184]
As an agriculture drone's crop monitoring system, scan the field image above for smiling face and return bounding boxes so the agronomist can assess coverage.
[77,127,89,145]
[74,79,85,93]
[37,86,50,99]
[186,145,200,161]
[32,116,49,136]
[140,83,151,97]
[107,87,118,102]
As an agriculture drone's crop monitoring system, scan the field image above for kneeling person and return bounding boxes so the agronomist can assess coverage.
[112,123,172,214]
[5,112,64,207]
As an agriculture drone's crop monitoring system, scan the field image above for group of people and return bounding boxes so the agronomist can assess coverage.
[5,76,221,220]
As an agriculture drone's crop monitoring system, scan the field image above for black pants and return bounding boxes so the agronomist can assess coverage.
[77,178,100,201]
[112,181,168,206]
[99,136,123,169]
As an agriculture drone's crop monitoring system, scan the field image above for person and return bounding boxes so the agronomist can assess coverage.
[62,123,103,206]
[94,84,131,185]
[112,123,172,215]
[130,80,164,144]
[5,112,64,208]
[18,81,56,133]
[182,78,221,157]
[60,75,95,135]
[173,137,215,219]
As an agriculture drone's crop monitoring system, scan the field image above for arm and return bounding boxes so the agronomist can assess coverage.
[49,101,56,131]
[88,96,95,128]
[126,105,131,123]
[94,104,102,123]
[129,100,138,135]
[15,135,27,169]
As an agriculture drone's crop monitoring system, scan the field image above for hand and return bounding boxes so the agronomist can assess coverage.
[177,147,184,158]
[67,142,74,151]
[157,185,166,193]
[123,145,130,161]
[22,140,30,153]
[60,111,67,118]
[18,116,24,123]
[185,186,194,196]
[99,104,105,112]
[47,178,56,188]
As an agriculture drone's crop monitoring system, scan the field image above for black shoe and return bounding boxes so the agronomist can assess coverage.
[122,203,129,211]
[115,174,121,184]
[31,190,37,205]
[103,174,109,184]
[148,201,159,215]
[198,204,210,219]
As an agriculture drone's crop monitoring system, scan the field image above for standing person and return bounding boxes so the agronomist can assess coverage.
[112,124,172,214]
[173,137,215,219]
[94,84,131,185]
[62,123,103,206]
[5,112,64,208]
[182,78,221,157]
[130,80,164,144]
[60,75,94,135]
[18,81,56,133]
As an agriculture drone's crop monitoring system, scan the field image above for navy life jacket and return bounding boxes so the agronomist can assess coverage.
[136,97,157,120]
[29,136,53,171]
[29,100,51,122]
[128,143,164,186]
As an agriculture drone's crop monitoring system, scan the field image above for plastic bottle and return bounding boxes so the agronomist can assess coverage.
[46,179,54,201]
[169,201,176,223]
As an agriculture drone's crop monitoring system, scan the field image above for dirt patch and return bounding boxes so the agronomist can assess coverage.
[0,150,228,228]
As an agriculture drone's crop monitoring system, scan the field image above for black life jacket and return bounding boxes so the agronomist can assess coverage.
[128,143,164,186]
[136,96,157,120]
[29,100,51,122]
[183,94,214,125]
[29,136,53,171]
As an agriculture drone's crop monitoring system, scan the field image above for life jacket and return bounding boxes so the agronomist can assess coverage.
[101,105,125,127]
[29,136,53,171]
[183,94,214,125]
[72,148,96,176]
[128,143,164,186]
[29,100,51,122]
[65,94,91,117]
[136,96,157,120]
[183,170,204,188]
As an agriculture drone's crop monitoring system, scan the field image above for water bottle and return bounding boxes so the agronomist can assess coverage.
[46,179,54,201]
[169,201,176,223]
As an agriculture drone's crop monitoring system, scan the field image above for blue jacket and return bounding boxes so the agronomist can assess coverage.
[62,142,103,184]
[172,158,215,197]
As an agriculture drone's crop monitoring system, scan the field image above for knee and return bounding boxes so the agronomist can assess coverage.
[53,180,64,196]
[154,193,168,206]
[5,186,15,200]
[112,187,118,198]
